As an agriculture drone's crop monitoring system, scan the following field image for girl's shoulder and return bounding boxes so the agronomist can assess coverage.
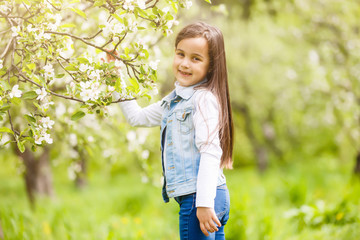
[193,89,220,110]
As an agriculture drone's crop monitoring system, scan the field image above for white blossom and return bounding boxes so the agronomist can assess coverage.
[35,30,51,41]
[309,50,319,65]
[69,133,77,146]
[127,18,138,32]
[165,29,173,35]
[11,26,20,37]
[0,4,10,13]
[141,174,149,183]
[162,7,170,13]
[40,117,55,129]
[87,136,94,142]
[149,85,158,95]
[36,87,48,101]
[137,0,146,9]
[123,0,135,11]
[43,132,53,144]
[114,23,125,35]
[126,131,136,142]
[185,0,192,9]
[114,59,125,69]
[80,88,92,102]
[141,150,150,159]
[26,24,36,33]
[9,84,22,98]
[54,14,62,26]
[43,63,54,78]
[80,80,102,101]
[41,100,54,110]
[0,59,3,69]
[108,85,115,92]
[88,69,101,81]
[166,20,179,29]
[149,60,160,70]
[34,133,43,145]
[55,102,66,117]
[79,63,89,72]
[34,128,53,145]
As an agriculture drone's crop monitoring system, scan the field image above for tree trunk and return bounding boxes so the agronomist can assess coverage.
[75,147,88,189]
[75,154,87,189]
[242,0,254,20]
[236,103,269,172]
[0,220,4,240]
[14,147,54,207]
[354,150,360,176]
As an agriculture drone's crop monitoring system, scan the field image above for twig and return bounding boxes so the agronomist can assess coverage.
[83,30,103,40]
[45,30,129,64]
[7,110,19,136]
[13,65,135,104]
[0,37,14,59]
[46,0,62,11]
[56,58,79,82]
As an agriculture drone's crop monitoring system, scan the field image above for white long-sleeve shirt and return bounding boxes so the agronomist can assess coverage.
[115,82,223,208]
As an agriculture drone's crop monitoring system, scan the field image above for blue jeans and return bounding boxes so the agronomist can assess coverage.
[175,184,230,240]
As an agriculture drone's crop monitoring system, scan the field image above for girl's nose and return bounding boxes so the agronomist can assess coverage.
[180,58,190,69]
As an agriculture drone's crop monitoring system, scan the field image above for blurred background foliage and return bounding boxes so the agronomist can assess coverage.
[1,0,360,239]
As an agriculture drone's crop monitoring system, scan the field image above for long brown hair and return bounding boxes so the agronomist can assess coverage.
[175,22,234,169]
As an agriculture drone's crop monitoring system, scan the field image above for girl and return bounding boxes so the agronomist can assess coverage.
[112,22,233,240]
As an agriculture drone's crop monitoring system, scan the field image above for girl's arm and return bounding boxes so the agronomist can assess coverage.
[105,50,163,127]
[114,92,163,127]
[194,90,222,207]
[193,90,223,235]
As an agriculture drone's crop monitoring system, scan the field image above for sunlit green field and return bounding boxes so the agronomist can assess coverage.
[1,154,359,240]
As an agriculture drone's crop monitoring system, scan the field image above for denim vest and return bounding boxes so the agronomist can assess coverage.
[160,83,226,203]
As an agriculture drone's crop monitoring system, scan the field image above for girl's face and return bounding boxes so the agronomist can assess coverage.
[173,37,210,87]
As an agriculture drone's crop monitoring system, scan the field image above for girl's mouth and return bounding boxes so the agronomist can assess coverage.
[179,69,192,77]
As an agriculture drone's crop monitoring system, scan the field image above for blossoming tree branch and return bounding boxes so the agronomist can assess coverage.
[0,0,206,152]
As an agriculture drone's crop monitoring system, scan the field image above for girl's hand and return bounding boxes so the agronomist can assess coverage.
[196,207,221,236]
[101,49,118,63]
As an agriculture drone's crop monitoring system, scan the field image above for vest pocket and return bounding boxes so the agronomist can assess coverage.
[176,110,193,134]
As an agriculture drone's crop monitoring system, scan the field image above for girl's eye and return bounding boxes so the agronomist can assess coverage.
[177,52,184,57]
[193,57,201,61]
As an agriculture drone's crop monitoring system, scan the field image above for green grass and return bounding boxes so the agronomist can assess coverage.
[0,154,359,240]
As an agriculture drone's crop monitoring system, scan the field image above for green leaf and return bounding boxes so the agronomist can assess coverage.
[77,57,89,64]
[22,0,30,5]
[11,97,21,105]
[65,65,78,71]
[124,47,130,56]
[17,141,25,153]
[71,111,85,121]
[129,78,139,91]
[70,7,87,19]
[55,74,65,78]
[0,104,10,112]
[93,0,106,7]
[205,0,211,3]
[33,101,41,110]
[22,91,37,100]
[1,81,11,91]
[27,63,36,70]
[31,144,37,152]
[0,127,14,134]
[111,13,124,23]
[24,114,36,123]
